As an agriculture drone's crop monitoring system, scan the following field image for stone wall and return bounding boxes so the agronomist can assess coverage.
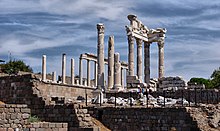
[0,74,95,105]
[0,74,98,130]
[151,89,220,104]
[88,107,200,131]
[25,122,68,131]
[0,104,30,129]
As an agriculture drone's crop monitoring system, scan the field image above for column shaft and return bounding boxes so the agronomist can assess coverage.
[158,41,165,78]
[144,42,150,84]
[114,53,121,89]
[121,68,124,88]
[108,36,114,89]
[42,55,46,81]
[136,38,143,81]
[71,58,75,85]
[52,71,56,82]
[62,53,66,84]
[87,60,90,86]
[94,62,97,87]
[128,35,135,76]
[97,23,105,89]
[79,58,83,85]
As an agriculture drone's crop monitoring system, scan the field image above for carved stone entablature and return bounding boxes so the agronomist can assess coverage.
[126,14,167,43]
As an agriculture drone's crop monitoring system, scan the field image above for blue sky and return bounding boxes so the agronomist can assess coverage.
[0,0,220,81]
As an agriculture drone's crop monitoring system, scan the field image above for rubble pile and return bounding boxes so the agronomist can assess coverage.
[101,94,191,107]
[188,104,220,131]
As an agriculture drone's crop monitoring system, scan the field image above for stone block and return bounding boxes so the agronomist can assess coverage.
[49,123,56,128]
[32,123,40,128]
[55,123,63,128]
[42,122,49,128]
[22,113,30,119]
[21,108,31,113]
[62,123,68,128]
[58,128,68,131]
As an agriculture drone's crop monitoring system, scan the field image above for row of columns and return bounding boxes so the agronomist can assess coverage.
[78,55,127,89]
[42,54,75,85]
[79,58,98,87]
[97,24,128,91]
[127,35,165,84]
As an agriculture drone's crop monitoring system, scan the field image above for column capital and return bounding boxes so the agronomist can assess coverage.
[158,40,164,48]
[97,23,105,34]
[144,42,151,48]
[127,34,135,42]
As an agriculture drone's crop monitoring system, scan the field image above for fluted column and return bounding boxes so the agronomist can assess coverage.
[108,36,114,89]
[144,42,151,84]
[42,55,46,81]
[136,38,143,81]
[87,59,90,86]
[128,35,135,76]
[79,58,83,85]
[61,53,66,84]
[97,23,105,90]
[158,40,165,78]
[114,53,121,89]
[71,58,75,85]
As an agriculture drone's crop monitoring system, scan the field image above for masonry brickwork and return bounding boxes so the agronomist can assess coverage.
[88,107,200,131]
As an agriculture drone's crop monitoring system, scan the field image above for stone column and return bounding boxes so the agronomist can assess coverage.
[121,68,124,88]
[136,38,143,81]
[113,53,121,89]
[87,59,90,86]
[71,58,75,85]
[79,57,83,85]
[61,53,66,84]
[94,61,97,87]
[52,71,56,82]
[158,40,165,78]
[97,23,105,90]
[128,35,135,76]
[108,36,114,89]
[42,55,46,81]
[144,42,151,84]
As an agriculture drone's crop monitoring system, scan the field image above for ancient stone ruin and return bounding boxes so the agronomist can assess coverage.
[1,14,220,131]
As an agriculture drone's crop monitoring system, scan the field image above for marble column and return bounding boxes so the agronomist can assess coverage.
[144,42,151,84]
[97,23,105,90]
[79,57,83,85]
[128,35,135,76]
[52,71,56,82]
[108,36,114,89]
[71,58,75,85]
[94,61,97,87]
[62,53,66,84]
[121,68,124,88]
[136,38,143,81]
[42,55,46,81]
[158,40,165,78]
[114,53,121,89]
[87,59,90,86]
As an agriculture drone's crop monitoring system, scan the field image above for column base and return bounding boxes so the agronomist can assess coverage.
[92,89,103,104]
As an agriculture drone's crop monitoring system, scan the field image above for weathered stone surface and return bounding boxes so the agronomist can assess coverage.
[97,23,105,90]
[108,36,114,89]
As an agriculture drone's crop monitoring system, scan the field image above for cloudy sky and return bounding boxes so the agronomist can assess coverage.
[0,0,220,81]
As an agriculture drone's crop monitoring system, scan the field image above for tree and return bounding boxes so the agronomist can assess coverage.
[0,60,33,74]
[210,67,220,88]
[188,77,212,88]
